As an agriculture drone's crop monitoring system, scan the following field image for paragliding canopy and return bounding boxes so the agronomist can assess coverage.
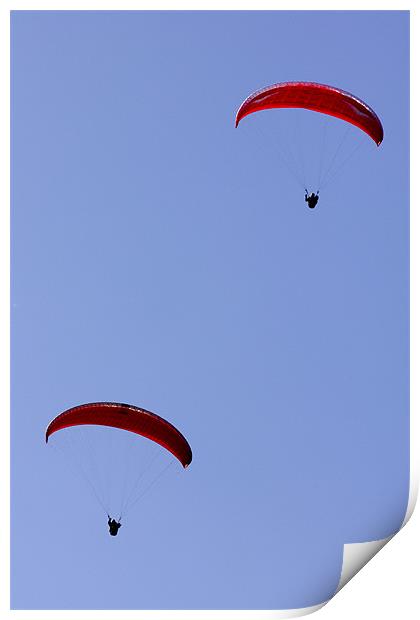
[46,402,192,468]
[235,81,383,146]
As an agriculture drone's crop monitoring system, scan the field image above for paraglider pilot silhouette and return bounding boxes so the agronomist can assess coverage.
[305,189,319,209]
[108,516,122,536]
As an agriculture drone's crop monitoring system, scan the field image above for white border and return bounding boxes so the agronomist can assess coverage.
[2,2,417,619]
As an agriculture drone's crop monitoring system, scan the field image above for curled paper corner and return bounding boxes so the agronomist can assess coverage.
[334,473,418,596]
[262,534,394,619]
[274,477,419,618]
[335,536,392,593]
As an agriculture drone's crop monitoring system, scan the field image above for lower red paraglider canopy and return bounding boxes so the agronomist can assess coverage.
[46,402,192,468]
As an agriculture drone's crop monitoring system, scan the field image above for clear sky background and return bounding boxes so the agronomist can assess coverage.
[11,10,409,610]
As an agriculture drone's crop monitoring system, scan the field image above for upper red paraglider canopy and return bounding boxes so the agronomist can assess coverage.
[235,81,383,146]
[46,402,193,468]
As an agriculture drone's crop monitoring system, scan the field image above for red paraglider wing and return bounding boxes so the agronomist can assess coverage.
[46,402,192,468]
[235,82,383,146]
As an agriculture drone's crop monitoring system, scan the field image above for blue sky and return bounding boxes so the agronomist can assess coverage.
[11,10,409,610]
